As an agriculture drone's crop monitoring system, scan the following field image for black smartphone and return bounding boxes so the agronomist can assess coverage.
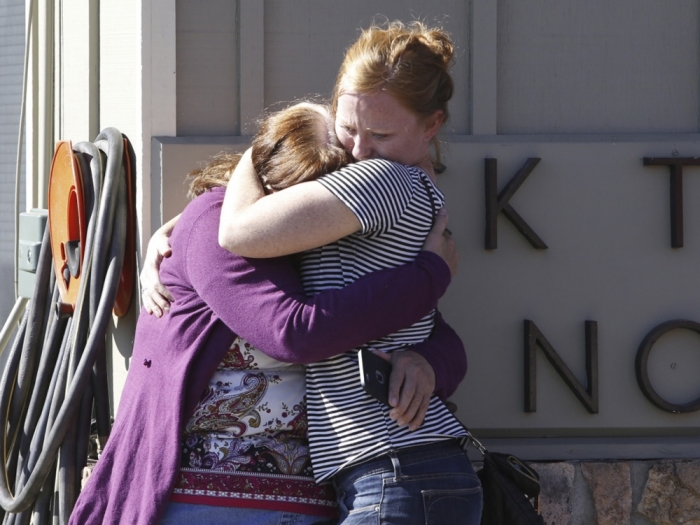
[358,348,393,406]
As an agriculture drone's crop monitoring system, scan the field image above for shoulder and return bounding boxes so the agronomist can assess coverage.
[319,159,421,193]
[180,187,226,221]
[174,188,226,238]
[168,187,226,267]
[338,158,414,178]
[165,186,254,290]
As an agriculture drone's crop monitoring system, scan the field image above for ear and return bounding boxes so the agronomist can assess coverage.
[422,110,445,142]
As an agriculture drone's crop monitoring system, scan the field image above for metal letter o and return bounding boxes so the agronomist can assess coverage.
[636,320,700,413]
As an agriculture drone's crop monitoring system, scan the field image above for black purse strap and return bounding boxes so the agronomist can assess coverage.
[438,397,487,456]
[441,398,543,506]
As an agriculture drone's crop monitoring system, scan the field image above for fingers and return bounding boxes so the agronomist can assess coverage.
[141,292,159,317]
[389,381,419,427]
[140,228,176,316]
[141,285,173,318]
[389,379,430,430]
[423,209,449,249]
[400,392,431,431]
[154,283,175,303]
[139,262,175,318]
[382,352,406,410]
[421,209,459,277]
[386,351,436,431]
[388,365,414,418]
[156,242,173,259]
[412,394,432,430]
[433,207,449,235]
[148,232,173,263]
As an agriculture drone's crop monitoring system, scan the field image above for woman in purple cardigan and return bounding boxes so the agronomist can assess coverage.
[69,103,463,525]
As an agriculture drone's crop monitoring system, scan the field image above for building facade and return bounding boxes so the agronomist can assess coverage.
[5,0,700,476]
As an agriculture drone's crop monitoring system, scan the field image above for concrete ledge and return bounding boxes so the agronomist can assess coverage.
[468,437,700,462]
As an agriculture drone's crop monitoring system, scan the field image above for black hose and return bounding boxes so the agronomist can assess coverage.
[58,420,77,523]
[0,128,134,522]
[16,289,67,483]
[2,312,29,489]
[28,462,54,525]
[74,380,94,488]
[7,224,53,446]
[73,143,112,448]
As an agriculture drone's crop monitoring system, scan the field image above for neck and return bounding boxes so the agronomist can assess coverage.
[417,157,437,183]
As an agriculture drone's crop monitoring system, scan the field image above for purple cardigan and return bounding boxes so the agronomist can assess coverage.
[69,187,465,524]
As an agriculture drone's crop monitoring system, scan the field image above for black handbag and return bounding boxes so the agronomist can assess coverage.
[444,398,545,524]
[465,431,545,525]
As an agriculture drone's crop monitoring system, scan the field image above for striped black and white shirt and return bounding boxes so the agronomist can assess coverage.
[299,158,468,482]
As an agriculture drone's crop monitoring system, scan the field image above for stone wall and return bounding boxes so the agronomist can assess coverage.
[529,460,700,525]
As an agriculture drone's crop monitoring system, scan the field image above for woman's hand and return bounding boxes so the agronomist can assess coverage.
[422,208,458,277]
[139,215,179,317]
[375,350,436,431]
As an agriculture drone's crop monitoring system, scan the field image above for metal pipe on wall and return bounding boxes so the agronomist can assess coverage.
[35,0,54,211]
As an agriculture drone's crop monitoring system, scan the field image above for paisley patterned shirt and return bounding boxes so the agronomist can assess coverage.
[170,337,337,517]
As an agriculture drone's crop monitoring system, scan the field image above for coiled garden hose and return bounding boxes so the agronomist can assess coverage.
[0,128,136,524]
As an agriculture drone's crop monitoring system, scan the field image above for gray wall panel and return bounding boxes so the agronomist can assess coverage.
[153,137,249,224]
[0,0,25,321]
[498,0,700,134]
[264,0,471,133]
[176,0,239,135]
[437,136,700,436]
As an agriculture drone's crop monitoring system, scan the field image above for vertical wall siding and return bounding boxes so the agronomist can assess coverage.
[171,0,700,137]
[59,0,99,144]
[498,0,700,134]
[0,0,25,320]
[99,0,148,414]
[173,0,470,136]
[176,0,239,135]
[100,0,142,135]
[263,0,470,133]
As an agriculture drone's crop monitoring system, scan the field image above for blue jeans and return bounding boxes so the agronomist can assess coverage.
[332,440,482,525]
[160,502,336,525]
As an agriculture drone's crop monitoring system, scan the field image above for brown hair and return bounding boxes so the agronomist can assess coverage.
[187,103,352,198]
[332,20,454,167]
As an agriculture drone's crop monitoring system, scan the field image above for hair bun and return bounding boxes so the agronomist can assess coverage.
[420,27,455,68]
[396,21,454,69]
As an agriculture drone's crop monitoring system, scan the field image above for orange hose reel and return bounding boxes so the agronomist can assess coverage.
[48,141,85,313]
[47,139,135,317]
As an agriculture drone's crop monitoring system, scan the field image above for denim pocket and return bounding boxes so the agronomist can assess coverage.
[423,484,483,525]
[335,482,381,525]
[380,472,482,525]
[334,442,483,524]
